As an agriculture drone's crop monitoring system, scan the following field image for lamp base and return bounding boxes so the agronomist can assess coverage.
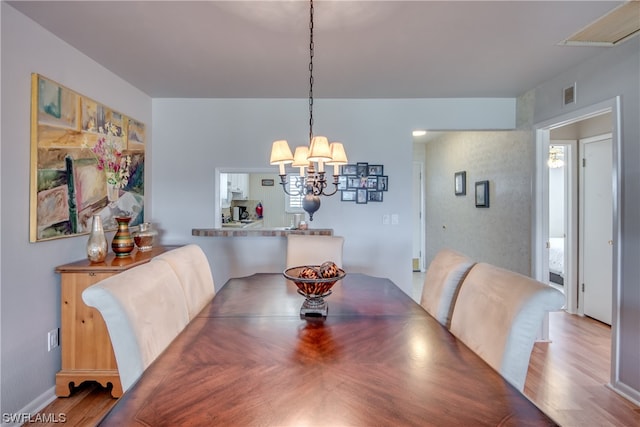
[300,297,328,319]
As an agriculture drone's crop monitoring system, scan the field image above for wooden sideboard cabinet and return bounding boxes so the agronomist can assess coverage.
[55,246,178,398]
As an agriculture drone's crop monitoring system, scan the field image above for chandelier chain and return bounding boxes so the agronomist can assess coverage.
[308,0,314,143]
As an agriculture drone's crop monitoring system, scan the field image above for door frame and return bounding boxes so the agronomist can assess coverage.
[412,161,426,272]
[547,140,577,312]
[533,96,621,389]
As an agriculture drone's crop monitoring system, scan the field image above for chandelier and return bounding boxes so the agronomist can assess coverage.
[269,0,348,221]
[548,146,565,169]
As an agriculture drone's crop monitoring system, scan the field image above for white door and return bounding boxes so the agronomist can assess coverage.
[580,135,613,325]
[412,162,424,271]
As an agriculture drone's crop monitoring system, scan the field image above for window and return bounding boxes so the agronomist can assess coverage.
[285,175,304,213]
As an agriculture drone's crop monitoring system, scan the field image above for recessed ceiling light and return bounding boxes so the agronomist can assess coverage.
[412,130,427,137]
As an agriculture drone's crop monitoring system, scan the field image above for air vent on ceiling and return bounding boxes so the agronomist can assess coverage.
[560,1,640,47]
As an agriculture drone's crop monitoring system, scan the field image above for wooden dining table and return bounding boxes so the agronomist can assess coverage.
[98,273,557,426]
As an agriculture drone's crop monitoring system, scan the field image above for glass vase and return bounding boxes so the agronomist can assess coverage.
[111,216,135,257]
[106,182,120,204]
[132,222,158,252]
[86,215,108,263]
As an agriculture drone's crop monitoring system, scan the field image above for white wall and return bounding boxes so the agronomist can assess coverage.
[1,3,152,415]
[151,98,516,297]
[533,37,640,401]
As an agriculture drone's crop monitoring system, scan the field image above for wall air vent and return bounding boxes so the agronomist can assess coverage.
[559,1,640,47]
[563,83,576,106]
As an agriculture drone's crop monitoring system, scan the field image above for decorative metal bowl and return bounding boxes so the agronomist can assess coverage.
[283,265,346,318]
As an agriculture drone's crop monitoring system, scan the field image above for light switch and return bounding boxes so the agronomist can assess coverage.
[391,214,399,225]
[382,214,390,225]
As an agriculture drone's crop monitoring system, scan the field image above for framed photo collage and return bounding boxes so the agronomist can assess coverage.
[338,162,388,204]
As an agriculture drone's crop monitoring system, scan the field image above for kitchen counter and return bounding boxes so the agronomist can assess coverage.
[220,219,263,229]
[192,227,333,237]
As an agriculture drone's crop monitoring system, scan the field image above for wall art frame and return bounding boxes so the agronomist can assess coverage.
[368,191,383,202]
[340,161,389,205]
[368,164,384,176]
[455,171,466,195]
[475,180,490,208]
[356,188,368,204]
[341,190,356,201]
[337,176,347,190]
[29,73,146,242]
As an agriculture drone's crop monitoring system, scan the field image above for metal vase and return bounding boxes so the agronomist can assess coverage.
[111,216,135,257]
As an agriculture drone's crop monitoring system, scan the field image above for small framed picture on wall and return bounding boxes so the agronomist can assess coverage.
[356,188,368,204]
[377,176,388,191]
[368,191,383,202]
[337,175,347,190]
[341,190,356,201]
[342,164,357,175]
[475,180,490,207]
[454,171,466,196]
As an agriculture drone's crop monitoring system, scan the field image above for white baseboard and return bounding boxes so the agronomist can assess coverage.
[1,386,56,427]
[608,381,640,407]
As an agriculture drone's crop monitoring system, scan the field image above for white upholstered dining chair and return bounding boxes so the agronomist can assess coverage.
[449,262,565,391]
[82,260,190,392]
[285,234,344,268]
[154,244,216,319]
[419,248,475,329]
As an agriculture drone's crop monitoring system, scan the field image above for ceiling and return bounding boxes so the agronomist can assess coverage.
[7,1,633,99]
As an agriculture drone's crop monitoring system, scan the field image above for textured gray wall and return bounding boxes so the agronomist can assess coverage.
[424,130,533,275]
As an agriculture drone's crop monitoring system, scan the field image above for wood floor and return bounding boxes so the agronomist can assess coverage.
[28,311,640,427]
[524,311,640,427]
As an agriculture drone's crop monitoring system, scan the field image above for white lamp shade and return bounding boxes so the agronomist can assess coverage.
[270,140,294,165]
[307,136,332,162]
[292,146,310,168]
[326,142,348,165]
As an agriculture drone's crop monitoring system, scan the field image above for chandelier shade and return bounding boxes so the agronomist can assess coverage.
[292,146,310,174]
[307,136,332,162]
[270,140,294,174]
[327,142,348,175]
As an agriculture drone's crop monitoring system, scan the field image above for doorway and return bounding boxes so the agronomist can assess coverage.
[412,161,425,272]
[547,142,571,293]
[534,96,620,387]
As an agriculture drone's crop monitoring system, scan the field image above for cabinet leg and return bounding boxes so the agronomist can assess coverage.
[95,379,123,398]
[56,370,122,398]
[55,381,73,397]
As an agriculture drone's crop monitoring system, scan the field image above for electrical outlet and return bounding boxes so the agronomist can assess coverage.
[391,214,399,225]
[47,328,59,351]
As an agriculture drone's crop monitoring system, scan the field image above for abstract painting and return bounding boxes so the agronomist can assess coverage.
[30,74,146,242]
